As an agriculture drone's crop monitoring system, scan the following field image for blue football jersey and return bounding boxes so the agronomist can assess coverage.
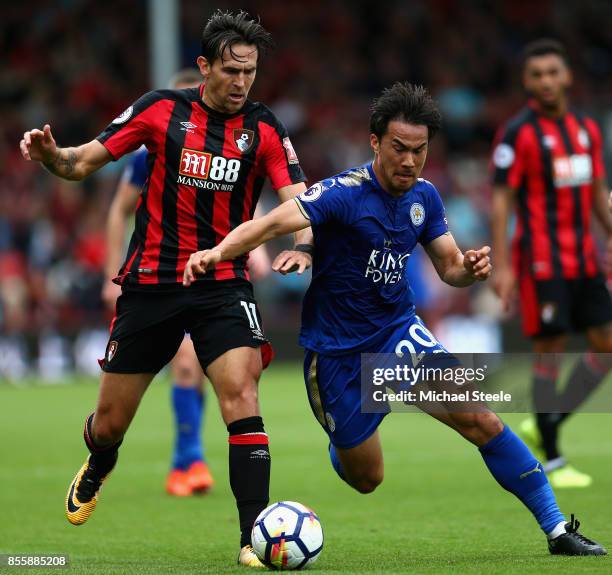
[295,162,448,355]
[120,146,148,189]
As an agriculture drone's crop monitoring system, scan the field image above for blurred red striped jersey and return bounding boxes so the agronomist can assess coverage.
[492,101,606,280]
[97,84,306,286]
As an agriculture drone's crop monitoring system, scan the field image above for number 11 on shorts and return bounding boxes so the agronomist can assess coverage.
[240,301,261,330]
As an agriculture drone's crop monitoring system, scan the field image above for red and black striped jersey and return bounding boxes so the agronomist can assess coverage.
[492,101,606,280]
[97,84,306,287]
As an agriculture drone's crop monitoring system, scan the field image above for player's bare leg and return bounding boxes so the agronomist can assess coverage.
[332,431,384,494]
[205,346,267,566]
[66,372,153,525]
[167,338,213,496]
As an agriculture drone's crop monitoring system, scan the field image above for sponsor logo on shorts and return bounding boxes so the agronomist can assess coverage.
[106,340,118,363]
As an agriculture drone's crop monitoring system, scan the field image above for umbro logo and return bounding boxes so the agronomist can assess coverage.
[180,121,198,133]
[250,449,270,460]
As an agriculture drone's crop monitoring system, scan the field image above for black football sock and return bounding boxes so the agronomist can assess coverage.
[532,357,560,461]
[228,416,270,548]
[558,352,610,424]
[83,413,122,475]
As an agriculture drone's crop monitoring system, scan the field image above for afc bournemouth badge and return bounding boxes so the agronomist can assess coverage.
[106,340,118,363]
[234,129,255,153]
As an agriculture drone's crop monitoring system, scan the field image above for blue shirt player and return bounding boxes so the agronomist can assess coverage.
[184,83,605,556]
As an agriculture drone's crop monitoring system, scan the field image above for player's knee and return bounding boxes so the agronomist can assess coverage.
[454,411,503,446]
[91,417,126,446]
[217,382,259,420]
[172,359,203,387]
[474,411,504,442]
[352,470,383,494]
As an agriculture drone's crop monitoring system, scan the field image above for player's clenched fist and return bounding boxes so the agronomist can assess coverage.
[20,124,58,163]
[463,246,492,281]
[183,249,222,286]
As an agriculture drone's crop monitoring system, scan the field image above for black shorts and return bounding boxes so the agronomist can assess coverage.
[519,274,612,337]
[101,279,272,374]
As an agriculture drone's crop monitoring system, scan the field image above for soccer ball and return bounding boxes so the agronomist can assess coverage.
[251,501,323,570]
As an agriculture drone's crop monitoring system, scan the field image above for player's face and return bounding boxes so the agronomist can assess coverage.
[370,121,428,195]
[523,54,572,109]
[197,43,258,114]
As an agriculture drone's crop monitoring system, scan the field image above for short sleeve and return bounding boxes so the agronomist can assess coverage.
[584,117,606,181]
[491,122,527,190]
[97,91,168,160]
[258,114,306,191]
[419,185,449,245]
[294,181,349,226]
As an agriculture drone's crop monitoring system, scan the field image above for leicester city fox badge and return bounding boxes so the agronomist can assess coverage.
[233,129,255,153]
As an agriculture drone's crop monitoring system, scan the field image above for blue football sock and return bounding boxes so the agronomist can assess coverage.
[479,425,565,535]
[171,385,204,470]
[329,443,347,482]
[197,388,207,462]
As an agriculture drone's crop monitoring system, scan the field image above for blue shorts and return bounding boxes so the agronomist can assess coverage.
[303,315,450,449]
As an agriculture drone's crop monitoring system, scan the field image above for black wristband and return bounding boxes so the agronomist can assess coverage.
[293,244,314,256]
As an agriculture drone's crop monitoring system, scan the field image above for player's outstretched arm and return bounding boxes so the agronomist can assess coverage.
[424,232,492,287]
[20,124,112,180]
[183,198,310,286]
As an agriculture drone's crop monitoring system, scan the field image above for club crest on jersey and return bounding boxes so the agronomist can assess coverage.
[106,340,118,363]
[233,129,254,153]
[410,203,425,226]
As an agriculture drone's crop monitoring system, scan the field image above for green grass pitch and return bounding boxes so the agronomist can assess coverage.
[0,364,610,574]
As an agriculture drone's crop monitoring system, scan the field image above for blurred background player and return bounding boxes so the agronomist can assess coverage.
[102,68,272,497]
[491,39,612,488]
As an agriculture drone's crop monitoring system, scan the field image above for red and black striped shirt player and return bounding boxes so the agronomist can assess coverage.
[99,83,305,286]
[492,99,612,337]
[94,84,306,373]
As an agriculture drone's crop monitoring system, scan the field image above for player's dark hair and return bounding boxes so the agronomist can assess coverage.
[522,38,569,68]
[201,10,274,64]
[370,82,442,140]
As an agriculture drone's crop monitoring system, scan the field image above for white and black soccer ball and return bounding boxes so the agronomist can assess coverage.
[251,501,323,570]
